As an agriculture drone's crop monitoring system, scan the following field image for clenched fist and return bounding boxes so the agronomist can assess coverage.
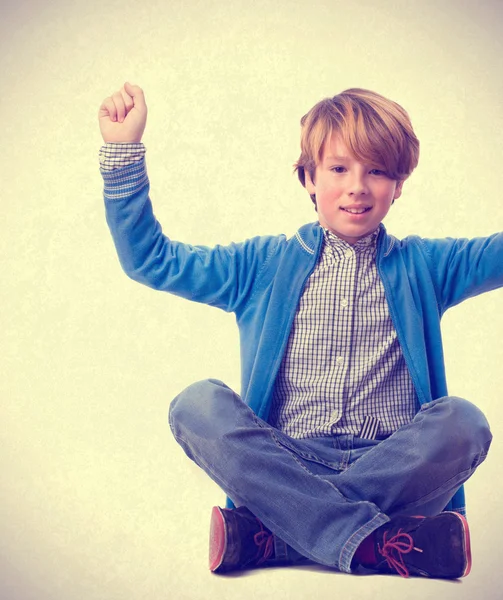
[98,82,148,143]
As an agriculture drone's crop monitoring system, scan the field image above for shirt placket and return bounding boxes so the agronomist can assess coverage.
[328,245,357,433]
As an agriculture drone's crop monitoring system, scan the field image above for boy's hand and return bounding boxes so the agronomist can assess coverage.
[98,82,148,143]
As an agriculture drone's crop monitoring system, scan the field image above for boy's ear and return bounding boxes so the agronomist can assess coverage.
[393,180,404,201]
[304,169,316,195]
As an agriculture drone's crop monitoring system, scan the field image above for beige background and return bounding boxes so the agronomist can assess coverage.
[2,0,503,598]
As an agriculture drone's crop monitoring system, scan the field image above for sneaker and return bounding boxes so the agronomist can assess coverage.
[369,512,471,579]
[209,506,275,573]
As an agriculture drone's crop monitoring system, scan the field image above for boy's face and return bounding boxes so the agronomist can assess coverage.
[305,134,403,245]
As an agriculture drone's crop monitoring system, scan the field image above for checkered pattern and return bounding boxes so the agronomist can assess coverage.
[99,142,146,171]
[269,228,418,439]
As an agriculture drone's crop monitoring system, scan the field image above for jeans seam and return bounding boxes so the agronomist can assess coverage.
[253,416,344,471]
[266,425,345,479]
[339,512,389,573]
[169,406,191,448]
[471,450,488,469]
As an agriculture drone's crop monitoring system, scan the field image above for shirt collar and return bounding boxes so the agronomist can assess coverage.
[322,225,380,255]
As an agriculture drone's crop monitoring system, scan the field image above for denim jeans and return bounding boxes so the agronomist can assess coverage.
[168,379,492,573]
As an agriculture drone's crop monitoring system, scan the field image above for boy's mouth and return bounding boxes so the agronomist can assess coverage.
[341,206,372,214]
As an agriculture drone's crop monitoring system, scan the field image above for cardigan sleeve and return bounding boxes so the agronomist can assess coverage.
[417,233,503,311]
[101,158,281,314]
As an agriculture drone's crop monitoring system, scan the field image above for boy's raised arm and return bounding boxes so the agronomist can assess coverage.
[98,84,281,315]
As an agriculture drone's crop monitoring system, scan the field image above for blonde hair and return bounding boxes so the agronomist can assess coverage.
[294,88,420,205]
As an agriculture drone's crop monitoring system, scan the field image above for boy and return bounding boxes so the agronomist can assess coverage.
[98,83,499,579]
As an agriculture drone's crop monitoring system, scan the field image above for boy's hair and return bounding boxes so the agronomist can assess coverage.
[294,89,420,206]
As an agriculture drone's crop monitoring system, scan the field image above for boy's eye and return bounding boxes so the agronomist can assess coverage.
[330,166,387,176]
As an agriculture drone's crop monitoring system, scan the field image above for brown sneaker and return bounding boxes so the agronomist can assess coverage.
[209,506,276,573]
[368,512,471,579]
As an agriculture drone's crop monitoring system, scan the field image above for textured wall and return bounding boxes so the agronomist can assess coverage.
[1,1,502,599]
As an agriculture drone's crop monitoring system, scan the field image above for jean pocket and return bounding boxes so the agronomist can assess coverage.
[269,431,346,476]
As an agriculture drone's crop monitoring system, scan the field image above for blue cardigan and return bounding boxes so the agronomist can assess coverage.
[103,159,503,516]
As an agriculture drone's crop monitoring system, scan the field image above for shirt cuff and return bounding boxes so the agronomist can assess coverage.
[99,142,146,171]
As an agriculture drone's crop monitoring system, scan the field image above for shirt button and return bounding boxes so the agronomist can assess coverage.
[341,298,349,308]
[336,356,344,366]
[344,249,353,258]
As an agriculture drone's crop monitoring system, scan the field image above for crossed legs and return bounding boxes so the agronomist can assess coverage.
[169,379,492,573]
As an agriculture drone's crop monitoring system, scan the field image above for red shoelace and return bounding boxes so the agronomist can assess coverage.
[378,529,422,578]
[254,520,275,565]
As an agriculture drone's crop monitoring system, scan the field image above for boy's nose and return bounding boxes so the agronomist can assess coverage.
[347,176,369,195]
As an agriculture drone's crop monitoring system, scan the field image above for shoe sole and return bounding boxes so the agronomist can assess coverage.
[209,506,227,572]
[452,512,471,577]
[414,511,472,578]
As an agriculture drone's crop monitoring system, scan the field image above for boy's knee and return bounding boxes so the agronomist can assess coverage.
[454,396,492,453]
[168,378,236,439]
[170,378,223,412]
[445,396,489,430]
[425,396,492,455]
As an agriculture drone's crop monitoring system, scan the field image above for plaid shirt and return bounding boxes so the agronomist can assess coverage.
[100,143,418,440]
[270,228,418,439]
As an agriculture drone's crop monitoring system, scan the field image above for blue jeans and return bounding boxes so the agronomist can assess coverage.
[168,379,492,573]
